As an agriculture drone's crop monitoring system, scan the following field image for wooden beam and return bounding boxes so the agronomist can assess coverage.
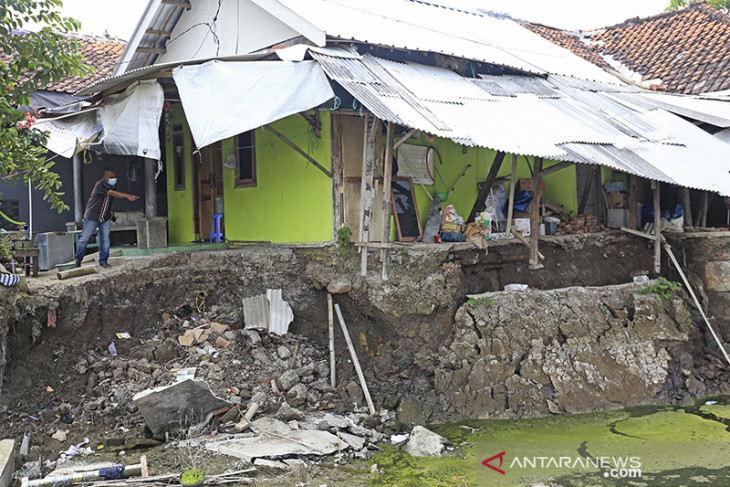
[681,187,693,228]
[620,226,656,240]
[467,151,506,223]
[629,175,638,230]
[359,115,377,276]
[264,125,332,178]
[510,229,545,260]
[135,47,166,54]
[593,165,604,223]
[393,128,417,151]
[505,153,518,237]
[299,111,322,138]
[161,0,191,8]
[144,30,172,37]
[330,115,344,234]
[538,161,572,178]
[381,122,395,280]
[652,181,661,274]
[577,165,597,215]
[700,191,709,227]
[529,157,544,270]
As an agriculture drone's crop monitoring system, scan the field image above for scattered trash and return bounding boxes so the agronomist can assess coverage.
[50,430,67,442]
[243,289,294,335]
[17,461,41,481]
[115,332,132,339]
[175,305,194,320]
[57,438,93,464]
[705,400,718,405]
[22,461,143,487]
[633,275,650,283]
[175,367,197,382]
[19,434,30,456]
[60,414,73,425]
[107,342,117,356]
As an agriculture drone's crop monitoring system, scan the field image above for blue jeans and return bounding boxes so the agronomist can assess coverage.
[75,219,111,264]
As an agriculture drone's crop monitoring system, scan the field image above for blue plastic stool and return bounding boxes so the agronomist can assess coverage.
[210,213,224,243]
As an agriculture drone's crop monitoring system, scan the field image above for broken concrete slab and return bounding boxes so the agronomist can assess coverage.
[178,329,205,347]
[132,380,231,438]
[403,425,447,457]
[210,322,229,334]
[206,430,346,462]
[251,417,292,436]
[338,432,365,451]
[0,440,15,487]
[253,458,289,471]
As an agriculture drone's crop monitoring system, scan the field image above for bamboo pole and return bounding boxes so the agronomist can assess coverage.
[505,153,518,237]
[700,191,709,227]
[381,122,395,280]
[662,238,730,366]
[529,157,544,269]
[681,187,693,229]
[652,181,661,275]
[327,293,336,388]
[334,304,375,414]
[629,175,638,230]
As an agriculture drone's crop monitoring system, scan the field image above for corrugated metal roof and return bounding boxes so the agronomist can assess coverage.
[312,47,730,195]
[715,127,730,144]
[614,92,730,128]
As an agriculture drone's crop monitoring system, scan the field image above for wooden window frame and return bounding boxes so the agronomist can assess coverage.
[172,124,185,191]
[234,131,257,188]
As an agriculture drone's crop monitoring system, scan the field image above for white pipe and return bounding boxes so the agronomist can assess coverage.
[73,153,83,222]
[27,183,32,236]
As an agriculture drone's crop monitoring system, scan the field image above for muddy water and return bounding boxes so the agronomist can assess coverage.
[369,395,730,487]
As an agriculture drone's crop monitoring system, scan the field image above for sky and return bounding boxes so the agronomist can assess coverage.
[53,0,671,40]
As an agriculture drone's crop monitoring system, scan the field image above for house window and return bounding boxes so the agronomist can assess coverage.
[172,125,185,190]
[234,130,257,188]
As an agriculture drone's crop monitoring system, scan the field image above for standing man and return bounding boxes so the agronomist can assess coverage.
[75,167,139,268]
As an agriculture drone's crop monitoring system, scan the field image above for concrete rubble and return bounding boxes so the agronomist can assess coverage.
[0,440,14,487]
[403,425,447,457]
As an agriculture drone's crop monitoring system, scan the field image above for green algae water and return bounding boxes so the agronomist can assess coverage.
[369,395,730,487]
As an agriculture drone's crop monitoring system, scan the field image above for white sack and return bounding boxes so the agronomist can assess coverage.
[173,60,334,149]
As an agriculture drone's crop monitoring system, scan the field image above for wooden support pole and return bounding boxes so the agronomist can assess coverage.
[681,187,693,229]
[538,161,572,178]
[529,157,544,269]
[327,294,336,388]
[577,165,597,215]
[330,115,344,233]
[700,191,709,227]
[629,175,638,230]
[381,122,395,280]
[264,125,332,178]
[505,153,518,237]
[652,181,661,275]
[594,165,604,223]
[334,304,376,414]
[359,116,377,276]
[467,151,506,223]
[393,128,417,151]
[511,229,545,260]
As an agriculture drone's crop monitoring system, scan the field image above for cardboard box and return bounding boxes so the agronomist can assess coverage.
[606,191,626,208]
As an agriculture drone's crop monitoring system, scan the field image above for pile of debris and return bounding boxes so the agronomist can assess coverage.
[554,214,608,236]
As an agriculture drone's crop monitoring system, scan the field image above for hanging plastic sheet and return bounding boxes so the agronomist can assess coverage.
[172,60,334,149]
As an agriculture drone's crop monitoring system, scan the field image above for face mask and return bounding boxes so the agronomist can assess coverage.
[107,178,117,186]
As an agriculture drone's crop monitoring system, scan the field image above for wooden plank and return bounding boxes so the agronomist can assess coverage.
[653,181,661,274]
[700,191,709,227]
[327,294,336,389]
[577,165,597,215]
[529,157,544,270]
[467,151,506,223]
[538,161,572,178]
[135,47,166,54]
[264,124,332,178]
[334,304,376,414]
[505,153,518,237]
[681,187,693,228]
[629,175,638,229]
[161,0,191,8]
[359,116,377,276]
[620,226,656,240]
[144,30,172,37]
[510,229,545,260]
[683,231,730,238]
[393,128,417,151]
[330,115,344,234]
[381,122,395,280]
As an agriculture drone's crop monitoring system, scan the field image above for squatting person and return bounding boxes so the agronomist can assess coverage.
[75,167,139,268]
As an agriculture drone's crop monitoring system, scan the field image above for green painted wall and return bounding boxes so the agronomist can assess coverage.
[165,108,333,244]
[397,136,578,239]
[165,105,195,244]
[220,112,333,243]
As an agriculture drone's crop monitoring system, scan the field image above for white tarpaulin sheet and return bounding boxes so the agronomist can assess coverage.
[172,60,334,149]
[34,81,164,160]
[97,80,164,159]
[34,109,98,158]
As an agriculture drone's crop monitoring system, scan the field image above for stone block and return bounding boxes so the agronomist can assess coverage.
[0,439,15,487]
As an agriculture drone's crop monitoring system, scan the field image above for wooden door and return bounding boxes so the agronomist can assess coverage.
[193,143,224,240]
